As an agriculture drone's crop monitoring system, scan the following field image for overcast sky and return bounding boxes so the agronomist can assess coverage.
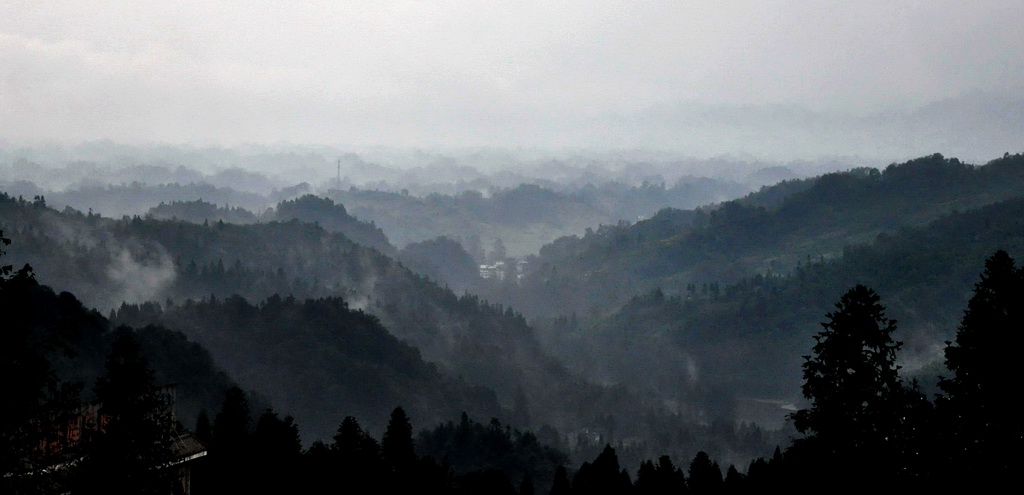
[2,1,1022,160]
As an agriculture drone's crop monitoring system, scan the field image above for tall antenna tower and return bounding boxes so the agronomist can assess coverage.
[336,158,341,191]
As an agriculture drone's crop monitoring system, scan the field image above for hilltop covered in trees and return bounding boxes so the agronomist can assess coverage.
[505,153,1024,318]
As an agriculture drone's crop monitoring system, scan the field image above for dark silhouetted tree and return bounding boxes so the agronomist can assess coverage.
[74,332,176,495]
[382,406,419,491]
[636,460,657,494]
[458,468,517,495]
[194,410,212,445]
[688,451,722,493]
[382,406,416,471]
[334,415,380,460]
[723,464,745,492]
[207,386,253,492]
[790,285,921,484]
[635,454,686,495]
[212,386,251,455]
[938,250,1024,482]
[572,444,631,494]
[253,409,301,459]
[252,409,302,493]
[549,465,571,495]
[332,415,383,483]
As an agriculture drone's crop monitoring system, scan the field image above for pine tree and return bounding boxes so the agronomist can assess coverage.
[208,386,253,492]
[251,409,302,493]
[789,285,915,483]
[572,444,631,495]
[382,406,418,491]
[212,386,251,455]
[724,464,746,492]
[549,465,572,495]
[382,406,416,472]
[333,415,382,478]
[194,410,213,445]
[938,250,1024,481]
[688,451,723,493]
[74,332,176,495]
[635,455,686,494]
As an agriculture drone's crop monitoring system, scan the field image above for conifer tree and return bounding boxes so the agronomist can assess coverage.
[938,250,1024,481]
[207,386,253,492]
[194,410,212,445]
[635,460,657,494]
[549,465,572,495]
[333,415,382,477]
[212,386,251,455]
[688,451,723,493]
[74,332,176,495]
[792,285,903,447]
[382,406,416,471]
[572,444,631,495]
[790,285,922,484]
[382,406,418,491]
[635,455,686,495]
[724,464,746,492]
[252,409,302,493]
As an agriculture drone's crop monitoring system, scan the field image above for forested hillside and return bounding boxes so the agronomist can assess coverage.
[148,195,396,256]
[369,152,1024,440]
[6,226,1020,492]
[271,195,396,256]
[0,253,235,435]
[147,199,260,225]
[1,193,741,462]
[507,153,1024,318]
[111,294,503,441]
[532,182,1024,431]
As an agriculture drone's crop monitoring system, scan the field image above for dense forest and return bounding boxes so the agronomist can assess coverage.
[4,225,1020,491]
[0,191,775,470]
[3,151,1024,493]
[499,153,1024,318]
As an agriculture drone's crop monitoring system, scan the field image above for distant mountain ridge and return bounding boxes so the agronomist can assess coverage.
[506,153,1024,318]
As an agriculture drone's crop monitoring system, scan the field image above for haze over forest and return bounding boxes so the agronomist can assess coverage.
[2,2,1023,493]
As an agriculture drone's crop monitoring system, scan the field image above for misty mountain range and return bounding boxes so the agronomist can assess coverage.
[3,147,1023,474]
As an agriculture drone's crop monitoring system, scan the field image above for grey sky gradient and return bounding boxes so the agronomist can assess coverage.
[2,1,1022,160]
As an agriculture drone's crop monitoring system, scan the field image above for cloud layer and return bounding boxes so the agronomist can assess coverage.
[2,1,1022,158]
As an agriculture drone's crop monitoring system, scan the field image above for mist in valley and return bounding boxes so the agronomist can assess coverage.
[2,2,1023,492]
